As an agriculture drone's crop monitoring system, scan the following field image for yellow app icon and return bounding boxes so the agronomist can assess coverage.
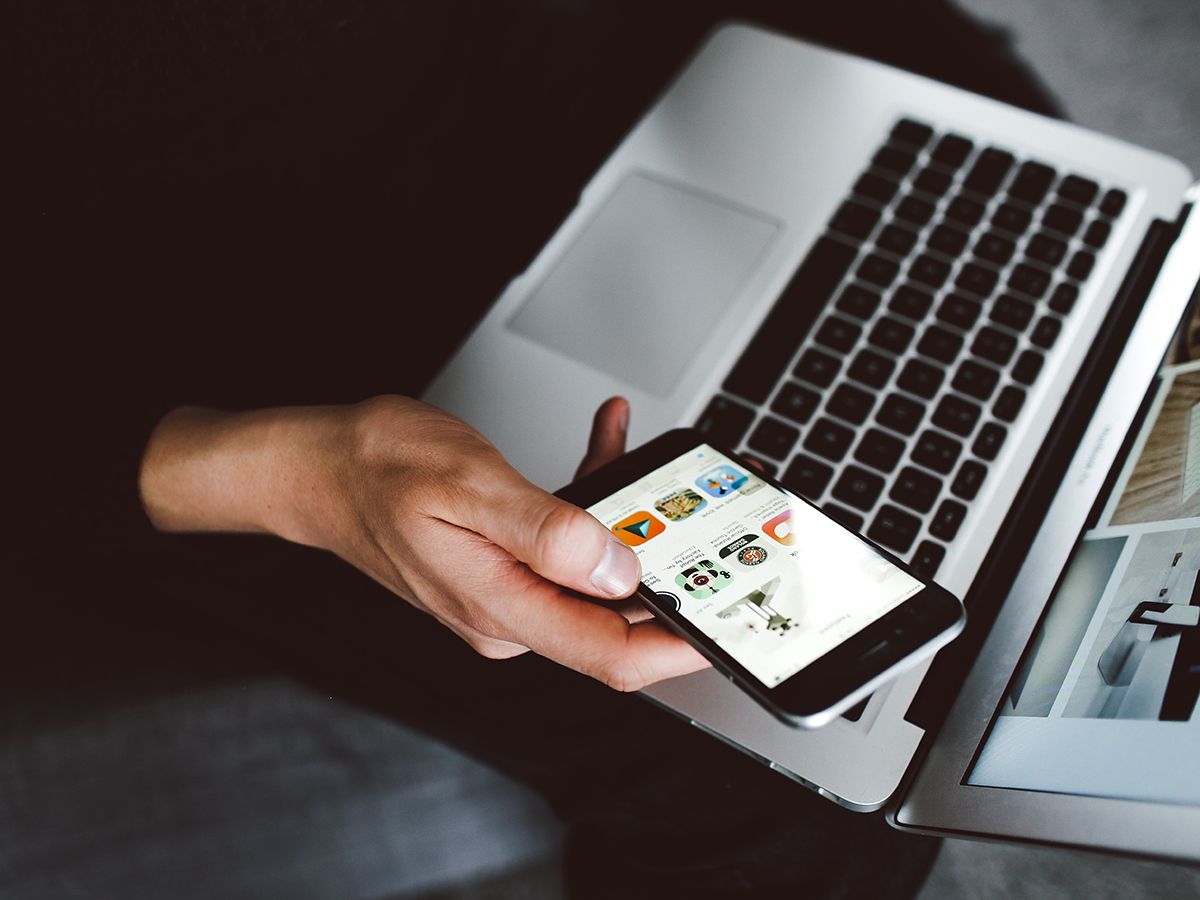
[612,511,666,546]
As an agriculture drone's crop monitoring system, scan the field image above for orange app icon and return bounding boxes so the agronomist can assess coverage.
[612,511,666,546]
[762,510,798,546]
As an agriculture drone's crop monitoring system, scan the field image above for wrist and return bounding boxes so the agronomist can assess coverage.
[138,404,351,545]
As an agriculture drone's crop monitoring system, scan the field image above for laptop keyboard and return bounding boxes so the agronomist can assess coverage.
[697,118,1127,579]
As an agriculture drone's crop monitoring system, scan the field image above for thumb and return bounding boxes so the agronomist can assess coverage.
[522,492,644,600]
[466,465,642,601]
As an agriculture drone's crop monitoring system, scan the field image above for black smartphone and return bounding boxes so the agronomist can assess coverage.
[557,428,966,728]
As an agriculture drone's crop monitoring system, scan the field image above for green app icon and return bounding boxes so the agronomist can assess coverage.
[674,559,733,599]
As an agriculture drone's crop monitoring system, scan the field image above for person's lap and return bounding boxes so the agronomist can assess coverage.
[141,534,940,899]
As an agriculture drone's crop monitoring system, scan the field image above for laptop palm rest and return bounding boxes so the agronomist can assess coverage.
[507,172,780,398]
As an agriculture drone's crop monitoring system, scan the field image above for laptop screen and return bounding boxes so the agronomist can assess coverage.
[966,308,1200,806]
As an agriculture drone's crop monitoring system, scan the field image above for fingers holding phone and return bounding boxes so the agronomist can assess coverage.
[337,397,706,689]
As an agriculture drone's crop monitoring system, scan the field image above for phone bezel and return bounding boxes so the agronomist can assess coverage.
[557,428,966,727]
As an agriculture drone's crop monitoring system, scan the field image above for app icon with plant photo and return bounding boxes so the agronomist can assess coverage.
[655,488,707,521]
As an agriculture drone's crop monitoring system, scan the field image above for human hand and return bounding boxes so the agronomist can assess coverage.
[140,395,708,690]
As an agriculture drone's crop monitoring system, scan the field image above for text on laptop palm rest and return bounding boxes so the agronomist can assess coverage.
[698,119,1127,581]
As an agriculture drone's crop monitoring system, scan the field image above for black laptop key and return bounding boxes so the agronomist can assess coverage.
[1057,175,1099,207]
[815,316,863,354]
[911,541,946,578]
[855,428,905,473]
[823,503,864,533]
[836,284,882,320]
[951,460,988,500]
[937,294,982,330]
[895,195,937,227]
[1007,161,1056,205]
[748,417,800,461]
[946,195,986,227]
[909,255,951,289]
[877,224,919,256]
[971,326,1018,365]
[963,148,1015,196]
[1026,233,1068,266]
[990,294,1035,332]
[833,465,886,511]
[868,317,915,355]
[889,285,935,320]
[877,393,926,436]
[951,359,1000,400]
[827,383,876,425]
[972,422,1007,461]
[868,505,922,553]
[891,119,934,148]
[771,381,821,425]
[993,385,1026,422]
[891,466,942,514]
[696,395,755,448]
[874,146,918,177]
[929,499,967,541]
[974,233,1016,266]
[794,348,842,388]
[1042,204,1083,236]
[991,202,1032,236]
[782,455,834,500]
[804,417,855,462]
[1012,350,1044,385]
[932,395,982,437]
[723,237,856,404]
[858,253,901,287]
[1067,251,1096,281]
[855,172,900,205]
[1099,188,1127,217]
[927,224,970,257]
[1008,263,1051,298]
[1048,282,1079,314]
[911,429,963,475]
[914,167,953,197]
[1030,316,1062,349]
[897,359,944,399]
[931,134,973,168]
[831,201,881,241]
[1083,219,1111,249]
[917,325,963,365]
[848,349,895,389]
[955,262,999,298]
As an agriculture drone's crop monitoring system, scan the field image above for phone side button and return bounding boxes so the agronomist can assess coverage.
[859,639,890,660]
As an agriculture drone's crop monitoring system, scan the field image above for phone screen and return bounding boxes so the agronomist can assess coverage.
[587,443,923,688]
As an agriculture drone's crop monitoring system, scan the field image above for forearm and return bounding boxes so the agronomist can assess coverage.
[138,404,347,547]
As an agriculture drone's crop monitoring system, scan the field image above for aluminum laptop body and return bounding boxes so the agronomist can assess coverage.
[425,24,1199,859]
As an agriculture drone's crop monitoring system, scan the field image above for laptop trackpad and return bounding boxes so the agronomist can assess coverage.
[508,172,781,398]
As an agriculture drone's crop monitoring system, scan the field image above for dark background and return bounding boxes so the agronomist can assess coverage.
[9,0,1061,669]
[6,2,1200,898]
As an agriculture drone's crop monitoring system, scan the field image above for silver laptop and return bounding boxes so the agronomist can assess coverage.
[424,24,1200,862]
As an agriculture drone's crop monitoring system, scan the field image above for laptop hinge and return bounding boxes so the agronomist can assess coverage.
[902,211,1187,733]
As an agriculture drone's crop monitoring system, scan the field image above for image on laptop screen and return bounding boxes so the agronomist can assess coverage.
[968,348,1200,806]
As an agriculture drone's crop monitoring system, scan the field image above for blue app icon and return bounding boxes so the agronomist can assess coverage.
[695,464,748,498]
